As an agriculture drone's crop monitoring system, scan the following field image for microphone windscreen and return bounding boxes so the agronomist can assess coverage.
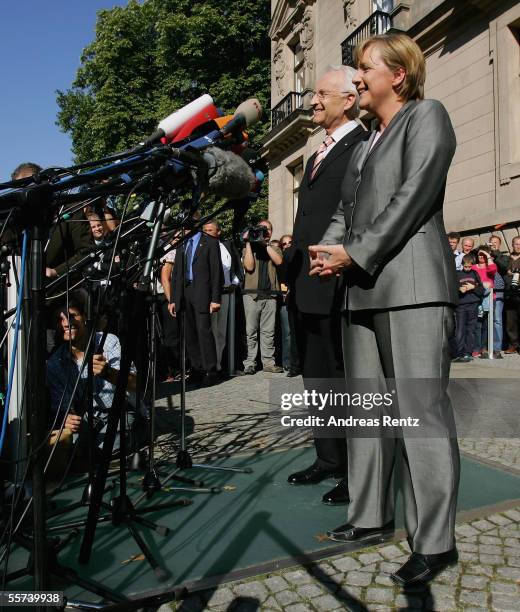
[203,147,255,199]
[158,94,214,139]
[234,98,263,128]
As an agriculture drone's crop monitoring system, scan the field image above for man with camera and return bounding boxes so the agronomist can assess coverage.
[241,219,283,374]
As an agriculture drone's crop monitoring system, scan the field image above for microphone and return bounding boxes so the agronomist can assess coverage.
[139,94,214,147]
[219,98,263,138]
[163,102,220,143]
[203,147,256,199]
[169,146,255,199]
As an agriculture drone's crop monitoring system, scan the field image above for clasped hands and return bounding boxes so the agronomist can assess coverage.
[308,244,353,277]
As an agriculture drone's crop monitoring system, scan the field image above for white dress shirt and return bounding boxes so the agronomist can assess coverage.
[321,120,361,159]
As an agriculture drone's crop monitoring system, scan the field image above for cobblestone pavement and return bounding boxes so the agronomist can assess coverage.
[159,506,520,611]
[154,355,520,611]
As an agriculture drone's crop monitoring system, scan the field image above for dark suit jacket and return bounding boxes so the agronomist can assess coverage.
[222,239,244,284]
[321,99,459,311]
[284,125,370,315]
[47,210,94,275]
[1,209,93,276]
[172,233,223,312]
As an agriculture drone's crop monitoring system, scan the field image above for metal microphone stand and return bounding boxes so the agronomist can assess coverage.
[137,198,213,495]
[0,194,124,606]
[152,208,252,491]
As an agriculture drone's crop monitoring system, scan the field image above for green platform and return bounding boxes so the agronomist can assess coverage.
[6,447,520,602]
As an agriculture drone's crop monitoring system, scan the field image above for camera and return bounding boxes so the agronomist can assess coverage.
[245,225,269,243]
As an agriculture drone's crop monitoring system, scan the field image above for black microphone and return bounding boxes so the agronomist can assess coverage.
[169,146,255,199]
[203,147,256,199]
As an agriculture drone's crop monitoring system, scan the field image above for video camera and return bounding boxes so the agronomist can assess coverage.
[244,225,269,243]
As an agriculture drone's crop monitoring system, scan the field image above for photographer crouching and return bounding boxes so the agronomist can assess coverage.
[241,220,283,374]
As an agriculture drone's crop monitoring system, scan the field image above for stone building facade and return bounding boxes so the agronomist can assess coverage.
[263,0,520,248]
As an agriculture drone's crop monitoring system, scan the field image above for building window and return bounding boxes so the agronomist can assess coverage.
[372,1,394,34]
[290,160,304,220]
[292,41,305,93]
[372,0,393,13]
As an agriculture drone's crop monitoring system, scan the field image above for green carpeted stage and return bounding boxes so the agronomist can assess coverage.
[6,446,520,604]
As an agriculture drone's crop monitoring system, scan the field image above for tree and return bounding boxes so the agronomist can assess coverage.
[56,0,271,233]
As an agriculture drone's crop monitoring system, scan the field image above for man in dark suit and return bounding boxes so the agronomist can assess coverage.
[284,66,369,505]
[310,34,459,586]
[170,228,223,385]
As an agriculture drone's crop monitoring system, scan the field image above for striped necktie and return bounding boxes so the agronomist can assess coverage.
[310,135,334,180]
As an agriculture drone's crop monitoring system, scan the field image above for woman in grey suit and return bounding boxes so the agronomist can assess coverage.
[309,33,459,586]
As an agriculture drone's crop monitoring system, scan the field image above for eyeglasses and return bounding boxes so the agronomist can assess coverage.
[311,90,352,101]
[281,241,292,247]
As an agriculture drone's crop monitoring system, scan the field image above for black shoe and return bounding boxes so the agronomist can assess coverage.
[287,464,339,485]
[201,372,219,387]
[286,368,301,378]
[188,369,204,384]
[322,478,349,505]
[390,548,458,586]
[327,520,394,543]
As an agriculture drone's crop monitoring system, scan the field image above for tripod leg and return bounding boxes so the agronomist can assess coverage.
[52,564,126,603]
[191,463,253,474]
[132,513,169,536]
[126,522,169,582]
[79,290,136,564]
[134,499,192,514]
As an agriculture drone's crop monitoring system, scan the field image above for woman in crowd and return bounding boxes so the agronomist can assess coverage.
[472,245,497,358]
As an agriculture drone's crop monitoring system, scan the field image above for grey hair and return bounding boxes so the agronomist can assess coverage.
[326,64,360,119]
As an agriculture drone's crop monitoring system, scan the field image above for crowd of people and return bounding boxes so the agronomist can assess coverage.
[448,231,520,362]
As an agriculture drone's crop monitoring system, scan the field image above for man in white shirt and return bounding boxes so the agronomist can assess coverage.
[283,65,369,503]
[203,221,241,373]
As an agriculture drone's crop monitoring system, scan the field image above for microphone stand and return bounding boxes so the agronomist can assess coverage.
[1,192,124,606]
[147,205,252,494]
[137,198,210,495]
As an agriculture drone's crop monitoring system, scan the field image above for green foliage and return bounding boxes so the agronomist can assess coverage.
[56,0,271,237]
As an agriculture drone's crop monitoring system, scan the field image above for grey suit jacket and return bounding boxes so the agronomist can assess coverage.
[321,99,458,311]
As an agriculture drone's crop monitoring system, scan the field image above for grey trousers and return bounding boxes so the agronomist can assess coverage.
[342,304,460,554]
[243,294,277,369]
[211,292,230,370]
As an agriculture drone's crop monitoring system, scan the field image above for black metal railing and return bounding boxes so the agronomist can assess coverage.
[341,11,392,67]
[271,91,306,128]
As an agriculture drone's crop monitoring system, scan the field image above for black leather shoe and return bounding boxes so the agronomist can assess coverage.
[390,549,458,586]
[322,478,349,505]
[287,464,339,485]
[327,521,394,543]
[201,372,219,387]
[286,368,301,378]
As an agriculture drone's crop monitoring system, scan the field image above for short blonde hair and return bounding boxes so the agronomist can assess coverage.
[354,33,425,102]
